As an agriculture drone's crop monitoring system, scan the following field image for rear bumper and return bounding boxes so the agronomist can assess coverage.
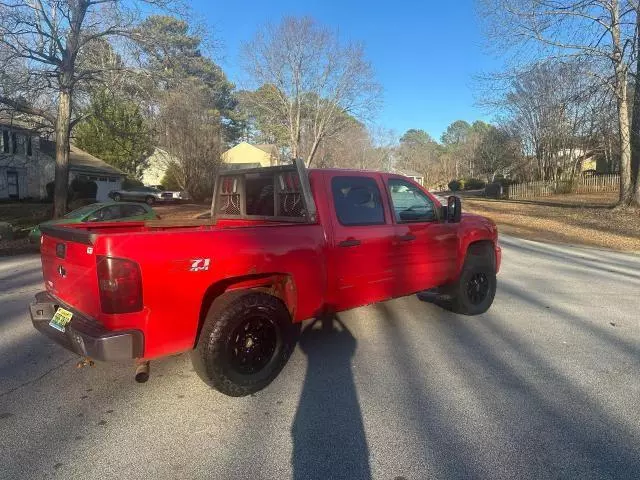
[29,291,143,361]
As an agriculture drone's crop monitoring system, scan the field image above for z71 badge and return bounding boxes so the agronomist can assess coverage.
[190,258,210,272]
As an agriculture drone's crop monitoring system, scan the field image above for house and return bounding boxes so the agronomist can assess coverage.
[140,143,279,187]
[556,147,612,175]
[221,142,279,169]
[392,167,424,186]
[0,119,124,201]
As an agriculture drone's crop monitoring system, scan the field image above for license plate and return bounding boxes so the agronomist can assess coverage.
[49,307,73,332]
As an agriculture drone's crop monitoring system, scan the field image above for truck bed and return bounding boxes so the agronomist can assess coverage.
[41,217,310,244]
[40,218,327,358]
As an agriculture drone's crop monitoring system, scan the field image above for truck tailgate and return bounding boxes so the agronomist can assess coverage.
[40,225,101,320]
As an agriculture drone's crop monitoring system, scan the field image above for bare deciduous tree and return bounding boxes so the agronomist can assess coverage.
[0,0,170,217]
[491,61,606,182]
[156,80,222,201]
[479,0,640,206]
[475,125,522,181]
[314,120,393,171]
[242,16,381,167]
[397,129,445,186]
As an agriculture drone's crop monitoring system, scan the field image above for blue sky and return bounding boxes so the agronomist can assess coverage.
[194,0,503,141]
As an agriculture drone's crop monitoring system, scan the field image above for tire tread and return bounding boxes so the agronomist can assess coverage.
[191,291,298,396]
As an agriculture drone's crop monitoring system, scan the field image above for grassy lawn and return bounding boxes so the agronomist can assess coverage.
[462,192,640,252]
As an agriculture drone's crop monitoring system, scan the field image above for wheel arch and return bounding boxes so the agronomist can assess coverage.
[459,239,496,274]
[195,273,297,346]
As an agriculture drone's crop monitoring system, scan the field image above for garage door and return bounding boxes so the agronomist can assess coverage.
[95,178,121,202]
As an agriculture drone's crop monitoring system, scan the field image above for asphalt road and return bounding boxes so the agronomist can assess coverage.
[1,236,639,480]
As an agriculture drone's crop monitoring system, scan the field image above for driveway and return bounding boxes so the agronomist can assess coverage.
[1,236,639,479]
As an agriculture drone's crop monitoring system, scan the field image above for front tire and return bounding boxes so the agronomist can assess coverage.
[113,193,122,202]
[449,252,497,315]
[145,196,155,205]
[190,291,300,396]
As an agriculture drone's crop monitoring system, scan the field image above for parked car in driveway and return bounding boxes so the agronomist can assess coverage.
[146,185,191,203]
[29,202,158,243]
[108,186,165,205]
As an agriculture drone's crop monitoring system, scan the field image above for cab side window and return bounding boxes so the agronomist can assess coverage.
[331,176,385,226]
[388,178,436,223]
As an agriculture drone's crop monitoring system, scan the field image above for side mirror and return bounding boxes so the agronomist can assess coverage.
[446,195,461,223]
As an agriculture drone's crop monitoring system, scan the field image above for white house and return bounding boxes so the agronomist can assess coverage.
[0,119,124,201]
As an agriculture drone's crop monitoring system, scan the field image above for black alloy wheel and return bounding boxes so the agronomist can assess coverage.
[466,272,490,305]
[228,315,278,375]
[190,291,300,396]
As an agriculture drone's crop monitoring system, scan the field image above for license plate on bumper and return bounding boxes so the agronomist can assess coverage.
[49,307,73,332]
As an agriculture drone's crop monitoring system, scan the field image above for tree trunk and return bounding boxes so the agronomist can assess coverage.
[631,15,640,206]
[306,135,322,167]
[611,2,634,206]
[290,131,298,160]
[616,78,634,205]
[53,89,72,218]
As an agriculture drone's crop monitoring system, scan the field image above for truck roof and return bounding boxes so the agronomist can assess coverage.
[308,168,402,177]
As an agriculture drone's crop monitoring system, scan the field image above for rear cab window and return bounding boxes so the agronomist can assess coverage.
[331,176,385,226]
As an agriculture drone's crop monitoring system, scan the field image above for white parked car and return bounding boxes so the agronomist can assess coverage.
[147,185,191,203]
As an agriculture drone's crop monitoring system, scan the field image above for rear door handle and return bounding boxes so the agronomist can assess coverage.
[397,234,416,242]
[339,238,361,247]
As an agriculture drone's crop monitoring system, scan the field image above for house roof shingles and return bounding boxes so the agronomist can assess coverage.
[1,120,123,176]
[40,139,124,176]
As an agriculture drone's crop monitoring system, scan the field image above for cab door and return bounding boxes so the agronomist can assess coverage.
[325,174,397,311]
[385,177,457,293]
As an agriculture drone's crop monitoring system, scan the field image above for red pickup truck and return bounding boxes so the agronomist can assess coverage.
[30,161,501,396]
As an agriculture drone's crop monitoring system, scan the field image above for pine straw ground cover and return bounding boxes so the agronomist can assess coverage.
[463,193,640,252]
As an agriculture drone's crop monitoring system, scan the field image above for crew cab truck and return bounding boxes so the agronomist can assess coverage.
[30,160,501,396]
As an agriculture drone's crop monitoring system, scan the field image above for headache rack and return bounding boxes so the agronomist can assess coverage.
[210,158,317,224]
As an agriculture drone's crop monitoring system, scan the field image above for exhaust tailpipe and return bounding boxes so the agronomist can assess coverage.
[135,361,150,383]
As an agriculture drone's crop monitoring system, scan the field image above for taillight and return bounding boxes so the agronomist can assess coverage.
[97,256,143,314]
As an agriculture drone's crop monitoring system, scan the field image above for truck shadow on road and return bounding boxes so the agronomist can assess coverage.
[291,315,371,480]
[412,289,640,478]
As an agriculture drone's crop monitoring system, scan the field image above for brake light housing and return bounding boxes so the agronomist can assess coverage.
[97,256,143,314]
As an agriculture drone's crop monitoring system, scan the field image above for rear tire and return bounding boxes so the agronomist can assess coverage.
[448,250,496,315]
[145,196,155,205]
[190,291,300,396]
[113,193,121,202]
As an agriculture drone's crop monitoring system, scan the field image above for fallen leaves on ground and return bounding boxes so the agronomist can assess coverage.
[463,193,640,252]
